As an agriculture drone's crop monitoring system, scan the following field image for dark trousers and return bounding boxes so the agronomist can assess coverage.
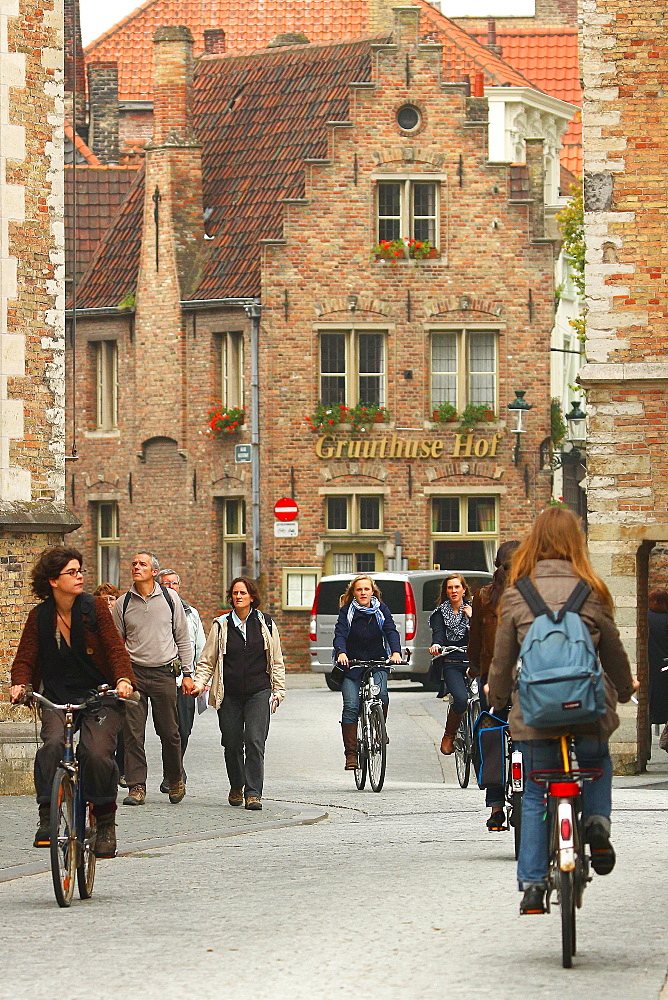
[441,660,469,714]
[35,705,122,805]
[161,687,196,782]
[123,664,182,786]
[217,690,271,798]
[478,674,509,810]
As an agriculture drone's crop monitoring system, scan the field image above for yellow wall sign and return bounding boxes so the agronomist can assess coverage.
[315,432,503,460]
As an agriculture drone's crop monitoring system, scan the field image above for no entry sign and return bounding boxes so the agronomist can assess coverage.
[274,497,299,522]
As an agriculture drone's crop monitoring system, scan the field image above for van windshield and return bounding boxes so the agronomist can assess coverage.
[423,575,490,611]
[316,580,406,616]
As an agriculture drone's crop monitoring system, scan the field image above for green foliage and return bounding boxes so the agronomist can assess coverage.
[347,402,388,432]
[460,402,493,431]
[117,291,135,311]
[432,401,458,423]
[557,186,586,341]
[551,398,567,445]
[307,402,347,432]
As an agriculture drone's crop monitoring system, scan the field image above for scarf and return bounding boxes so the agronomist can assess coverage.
[438,600,471,645]
[347,597,390,656]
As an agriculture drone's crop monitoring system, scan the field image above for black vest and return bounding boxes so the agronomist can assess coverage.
[223,611,271,698]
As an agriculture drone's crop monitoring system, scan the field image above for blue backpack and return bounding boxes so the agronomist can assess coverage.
[515,576,606,729]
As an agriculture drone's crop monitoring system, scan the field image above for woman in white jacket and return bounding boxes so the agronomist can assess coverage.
[191,577,285,810]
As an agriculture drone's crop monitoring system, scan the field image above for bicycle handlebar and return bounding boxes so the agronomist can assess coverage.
[18,685,140,711]
[346,658,408,667]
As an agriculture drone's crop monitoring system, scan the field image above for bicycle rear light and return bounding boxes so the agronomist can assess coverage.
[404,582,416,640]
[549,781,579,797]
[511,751,523,790]
[560,817,572,841]
[557,801,575,870]
[309,583,320,642]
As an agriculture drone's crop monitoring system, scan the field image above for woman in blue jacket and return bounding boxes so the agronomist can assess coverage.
[429,573,473,754]
[334,575,402,769]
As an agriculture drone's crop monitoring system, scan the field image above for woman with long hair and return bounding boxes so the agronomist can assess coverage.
[9,547,135,858]
[487,507,638,915]
[333,575,402,769]
[429,573,473,755]
[191,576,285,810]
[467,540,520,831]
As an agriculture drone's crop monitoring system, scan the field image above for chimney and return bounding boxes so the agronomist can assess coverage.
[152,26,196,144]
[87,62,119,164]
[64,0,86,133]
[486,20,503,57]
[368,0,394,34]
[534,0,577,25]
[525,138,545,241]
[204,29,226,54]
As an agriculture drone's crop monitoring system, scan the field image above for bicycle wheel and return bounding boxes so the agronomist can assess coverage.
[454,715,471,788]
[511,791,523,861]
[558,868,575,968]
[50,769,77,908]
[76,802,97,900]
[368,704,387,793]
[354,713,367,790]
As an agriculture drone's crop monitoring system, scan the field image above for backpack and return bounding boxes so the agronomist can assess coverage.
[121,584,176,641]
[515,576,606,729]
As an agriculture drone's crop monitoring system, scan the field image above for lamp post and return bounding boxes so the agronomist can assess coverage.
[507,389,532,466]
[545,400,587,470]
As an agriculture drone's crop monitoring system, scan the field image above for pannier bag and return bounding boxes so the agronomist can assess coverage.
[515,576,606,729]
[472,711,508,790]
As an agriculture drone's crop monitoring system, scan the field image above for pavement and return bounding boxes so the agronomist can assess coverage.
[1,674,667,1000]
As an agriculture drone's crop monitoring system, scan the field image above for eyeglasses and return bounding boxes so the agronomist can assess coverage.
[59,568,85,577]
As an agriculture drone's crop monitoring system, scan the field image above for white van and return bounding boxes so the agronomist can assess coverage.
[309,570,492,689]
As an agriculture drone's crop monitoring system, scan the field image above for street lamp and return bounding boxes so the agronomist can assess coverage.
[565,400,587,447]
[541,400,587,471]
[507,389,532,466]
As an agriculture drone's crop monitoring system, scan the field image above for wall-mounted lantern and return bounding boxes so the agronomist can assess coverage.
[507,389,532,466]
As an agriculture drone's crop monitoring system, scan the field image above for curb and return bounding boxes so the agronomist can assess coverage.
[0,802,328,884]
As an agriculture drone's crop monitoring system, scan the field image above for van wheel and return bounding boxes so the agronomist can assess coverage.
[325,673,342,691]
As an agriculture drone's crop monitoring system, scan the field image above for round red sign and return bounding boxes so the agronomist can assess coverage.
[274,497,299,522]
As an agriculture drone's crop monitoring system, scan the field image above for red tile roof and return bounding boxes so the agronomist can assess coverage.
[66,165,140,286]
[469,26,581,174]
[65,122,101,165]
[85,0,539,103]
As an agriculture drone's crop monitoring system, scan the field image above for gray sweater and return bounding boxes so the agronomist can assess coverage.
[113,583,192,669]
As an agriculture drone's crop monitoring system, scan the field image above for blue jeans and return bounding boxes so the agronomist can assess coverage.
[341,671,388,724]
[516,737,613,888]
[441,661,468,714]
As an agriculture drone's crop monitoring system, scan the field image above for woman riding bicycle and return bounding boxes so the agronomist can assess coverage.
[487,507,638,916]
[9,546,135,858]
[468,541,519,831]
[429,573,472,755]
[334,575,402,770]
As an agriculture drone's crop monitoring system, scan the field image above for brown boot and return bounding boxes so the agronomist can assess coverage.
[93,811,117,858]
[440,709,464,755]
[341,722,358,770]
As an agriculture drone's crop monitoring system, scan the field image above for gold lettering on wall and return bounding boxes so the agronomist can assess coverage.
[315,431,504,461]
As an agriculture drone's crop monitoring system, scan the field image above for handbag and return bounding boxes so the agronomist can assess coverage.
[472,711,508,790]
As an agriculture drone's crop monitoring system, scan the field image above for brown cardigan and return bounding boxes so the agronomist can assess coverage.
[11,596,135,691]
[487,559,635,742]
[467,582,498,678]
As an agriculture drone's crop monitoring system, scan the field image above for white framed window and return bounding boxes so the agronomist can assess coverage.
[325,495,383,534]
[328,550,380,575]
[430,328,498,413]
[282,568,321,610]
[97,502,120,587]
[96,340,118,430]
[221,331,244,409]
[431,495,498,573]
[223,497,246,592]
[377,180,439,245]
[319,330,386,407]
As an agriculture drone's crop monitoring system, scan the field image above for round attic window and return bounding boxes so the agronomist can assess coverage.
[396,104,421,132]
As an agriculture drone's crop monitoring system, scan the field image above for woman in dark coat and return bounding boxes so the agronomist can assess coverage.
[429,573,472,755]
[10,546,135,858]
[648,589,668,749]
[334,575,402,769]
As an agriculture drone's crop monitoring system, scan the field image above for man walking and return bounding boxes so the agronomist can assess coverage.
[113,551,193,805]
[156,568,206,793]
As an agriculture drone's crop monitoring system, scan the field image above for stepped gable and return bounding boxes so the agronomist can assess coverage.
[75,166,145,309]
[84,0,539,104]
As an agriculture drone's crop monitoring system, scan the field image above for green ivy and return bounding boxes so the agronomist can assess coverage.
[551,398,567,445]
[556,186,586,341]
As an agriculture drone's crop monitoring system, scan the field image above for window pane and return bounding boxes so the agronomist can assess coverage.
[99,502,116,539]
[412,182,436,243]
[333,553,354,574]
[320,333,346,406]
[222,332,243,408]
[327,496,348,531]
[100,544,120,588]
[431,333,457,407]
[97,340,118,430]
[467,497,496,533]
[432,497,460,533]
[358,333,384,406]
[356,553,376,573]
[378,182,401,242]
[226,541,247,586]
[287,573,317,608]
[359,496,380,531]
[468,332,496,407]
[432,540,488,573]
[225,499,241,536]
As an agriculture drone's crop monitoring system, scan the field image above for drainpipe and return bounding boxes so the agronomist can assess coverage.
[245,301,261,579]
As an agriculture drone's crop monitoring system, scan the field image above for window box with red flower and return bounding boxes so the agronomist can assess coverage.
[371,238,406,263]
[407,238,439,260]
[205,404,245,438]
[307,402,349,432]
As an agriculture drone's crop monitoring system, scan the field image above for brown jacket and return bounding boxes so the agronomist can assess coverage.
[467,582,498,678]
[11,596,135,690]
[487,559,635,742]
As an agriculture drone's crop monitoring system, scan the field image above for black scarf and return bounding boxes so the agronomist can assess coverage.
[37,595,106,702]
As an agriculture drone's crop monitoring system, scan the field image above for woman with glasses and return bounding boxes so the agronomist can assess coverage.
[9,546,135,858]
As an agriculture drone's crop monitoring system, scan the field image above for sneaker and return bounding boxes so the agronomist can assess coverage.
[169,779,186,804]
[118,774,128,788]
[520,884,546,915]
[33,805,50,848]
[94,815,117,858]
[123,784,146,806]
[159,778,170,794]
[586,818,616,875]
[245,796,262,811]
[228,788,244,806]
[486,809,507,832]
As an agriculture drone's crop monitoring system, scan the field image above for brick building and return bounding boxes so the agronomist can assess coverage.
[67,5,575,669]
[581,0,668,769]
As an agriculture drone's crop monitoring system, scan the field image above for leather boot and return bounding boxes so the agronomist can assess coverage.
[440,709,464,755]
[34,804,50,848]
[341,722,358,770]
